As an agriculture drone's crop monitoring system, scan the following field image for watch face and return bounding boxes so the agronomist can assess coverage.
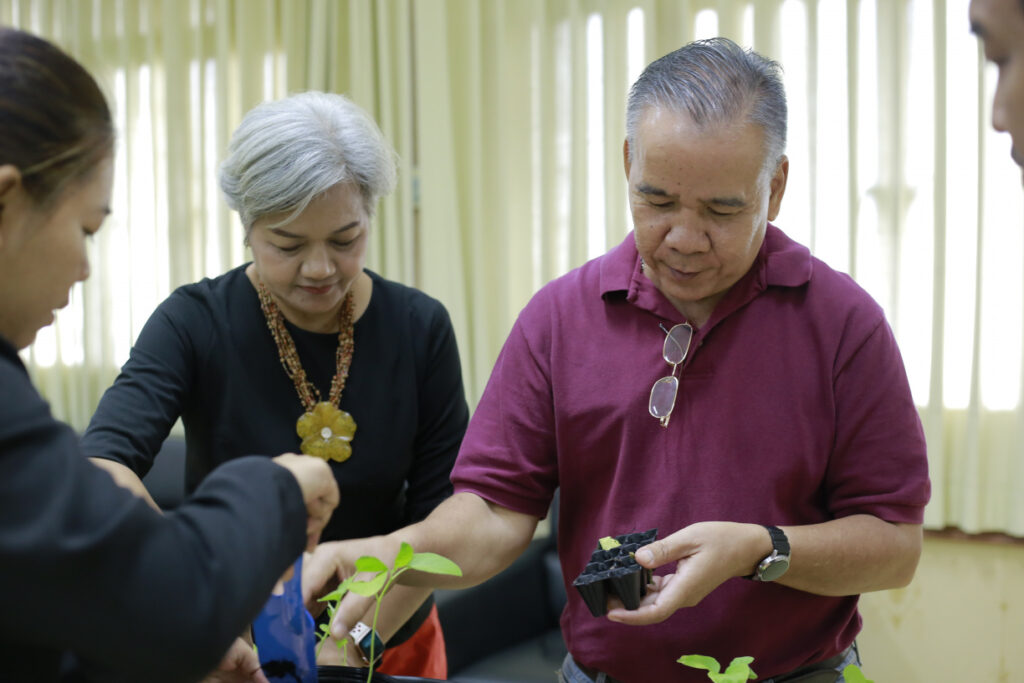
[758,555,790,582]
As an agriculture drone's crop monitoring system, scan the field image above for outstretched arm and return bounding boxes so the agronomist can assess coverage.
[304,492,540,640]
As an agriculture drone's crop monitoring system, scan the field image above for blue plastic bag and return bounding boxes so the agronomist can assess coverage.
[252,555,318,683]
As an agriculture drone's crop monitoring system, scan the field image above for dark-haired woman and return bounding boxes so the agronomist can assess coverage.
[0,27,338,683]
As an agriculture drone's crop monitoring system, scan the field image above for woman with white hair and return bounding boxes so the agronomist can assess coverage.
[82,91,468,677]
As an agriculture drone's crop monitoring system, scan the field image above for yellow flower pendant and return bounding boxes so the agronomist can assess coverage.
[296,402,357,462]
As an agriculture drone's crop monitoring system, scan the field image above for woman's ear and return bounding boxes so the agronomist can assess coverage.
[0,164,22,198]
[0,165,26,249]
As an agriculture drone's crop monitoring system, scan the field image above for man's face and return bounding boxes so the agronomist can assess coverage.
[971,0,1024,179]
[624,107,788,326]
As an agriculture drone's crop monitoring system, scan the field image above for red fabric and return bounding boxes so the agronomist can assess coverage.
[375,605,447,679]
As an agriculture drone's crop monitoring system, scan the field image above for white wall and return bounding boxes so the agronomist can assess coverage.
[858,535,1024,681]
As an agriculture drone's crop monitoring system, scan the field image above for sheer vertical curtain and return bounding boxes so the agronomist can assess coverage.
[4,0,1021,535]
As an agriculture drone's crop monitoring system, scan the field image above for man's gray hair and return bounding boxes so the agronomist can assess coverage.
[219,91,397,229]
[626,38,787,172]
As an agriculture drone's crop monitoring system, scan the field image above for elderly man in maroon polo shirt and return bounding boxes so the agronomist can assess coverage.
[971,0,1024,184]
[309,38,930,683]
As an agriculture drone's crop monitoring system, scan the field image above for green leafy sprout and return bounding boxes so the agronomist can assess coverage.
[842,664,874,683]
[316,542,462,682]
[678,655,756,683]
[678,654,873,683]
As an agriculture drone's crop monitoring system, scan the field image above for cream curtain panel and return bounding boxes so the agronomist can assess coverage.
[3,0,1022,536]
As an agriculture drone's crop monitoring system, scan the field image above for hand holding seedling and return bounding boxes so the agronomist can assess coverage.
[302,535,396,613]
[606,521,770,625]
[311,542,461,682]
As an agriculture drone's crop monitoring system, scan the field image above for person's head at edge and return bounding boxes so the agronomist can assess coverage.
[623,37,789,327]
[970,0,1024,180]
[0,27,115,350]
[219,92,397,333]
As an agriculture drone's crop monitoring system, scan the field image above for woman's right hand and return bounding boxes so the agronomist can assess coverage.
[271,454,339,551]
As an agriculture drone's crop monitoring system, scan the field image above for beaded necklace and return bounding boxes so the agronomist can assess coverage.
[256,280,357,462]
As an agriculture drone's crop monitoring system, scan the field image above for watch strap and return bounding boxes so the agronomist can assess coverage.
[765,525,790,555]
[744,525,791,580]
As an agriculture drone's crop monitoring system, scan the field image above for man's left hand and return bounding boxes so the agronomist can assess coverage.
[605,521,769,625]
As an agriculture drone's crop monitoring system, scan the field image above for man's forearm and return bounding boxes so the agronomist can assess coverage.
[776,514,923,596]
[396,492,541,589]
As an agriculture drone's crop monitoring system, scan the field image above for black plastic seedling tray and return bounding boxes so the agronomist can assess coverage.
[572,528,657,617]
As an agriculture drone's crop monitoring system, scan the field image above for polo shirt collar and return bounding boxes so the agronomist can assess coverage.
[599,223,813,323]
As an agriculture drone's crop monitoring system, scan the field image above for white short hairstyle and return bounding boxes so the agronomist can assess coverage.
[219,91,397,229]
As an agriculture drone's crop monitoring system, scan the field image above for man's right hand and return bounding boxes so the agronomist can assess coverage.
[302,538,392,618]
[271,454,339,552]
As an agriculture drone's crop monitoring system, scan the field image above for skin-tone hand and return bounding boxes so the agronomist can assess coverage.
[302,538,392,638]
[271,454,340,552]
[605,521,768,625]
[201,637,270,683]
[301,540,390,667]
[606,515,922,626]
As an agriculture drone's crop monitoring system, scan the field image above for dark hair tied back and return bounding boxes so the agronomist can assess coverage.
[0,27,113,206]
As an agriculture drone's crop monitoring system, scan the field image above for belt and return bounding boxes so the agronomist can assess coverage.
[576,645,851,683]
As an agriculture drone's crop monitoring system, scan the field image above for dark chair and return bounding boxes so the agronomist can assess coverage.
[439,495,567,682]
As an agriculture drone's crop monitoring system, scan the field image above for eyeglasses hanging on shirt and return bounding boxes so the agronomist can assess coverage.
[648,322,693,428]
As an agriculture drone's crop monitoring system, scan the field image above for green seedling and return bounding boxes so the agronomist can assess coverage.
[316,542,462,683]
[679,653,873,683]
[842,664,874,683]
[598,536,622,550]
[678,654,756,682]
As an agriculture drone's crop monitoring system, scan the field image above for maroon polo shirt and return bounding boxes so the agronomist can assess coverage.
[452,225,930,682]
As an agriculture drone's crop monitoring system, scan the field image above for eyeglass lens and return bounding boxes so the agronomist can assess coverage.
[663,324,693,364]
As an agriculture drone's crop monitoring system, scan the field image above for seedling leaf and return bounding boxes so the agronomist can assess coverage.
[355,555,388,573]
[408,552,463,576]
[599,536,621,550]
[843,665,874,683]
[394,542,414,569]
[318,577,353,603]
[350,573,388,596]
[723,656,756,680]
[678,654,722,674]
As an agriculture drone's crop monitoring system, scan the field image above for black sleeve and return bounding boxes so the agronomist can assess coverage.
[81,293,199,476]
[404,300,470,524]
[0,361,306,683]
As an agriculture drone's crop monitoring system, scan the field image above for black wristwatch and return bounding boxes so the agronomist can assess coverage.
[749,525,790,582]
